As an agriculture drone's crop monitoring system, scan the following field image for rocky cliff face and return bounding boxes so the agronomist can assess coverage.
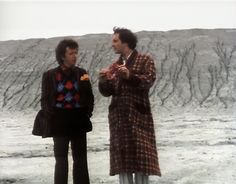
[0,29,236,112]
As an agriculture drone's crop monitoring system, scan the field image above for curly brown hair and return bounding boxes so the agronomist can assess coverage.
[113,27,137,50]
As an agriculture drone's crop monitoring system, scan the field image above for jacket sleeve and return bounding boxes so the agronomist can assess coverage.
[41,72,48,110]
[87,78,94,118]
[40,71,53,114]
[79,69,94,117]
[124,57,156,90]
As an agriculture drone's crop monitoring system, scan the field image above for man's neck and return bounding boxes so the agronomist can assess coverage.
[123,49,133,60]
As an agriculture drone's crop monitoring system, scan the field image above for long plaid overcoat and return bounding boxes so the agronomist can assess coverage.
[99,50,161,176]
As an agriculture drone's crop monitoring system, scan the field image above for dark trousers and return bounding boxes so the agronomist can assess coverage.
[53,134,90,184]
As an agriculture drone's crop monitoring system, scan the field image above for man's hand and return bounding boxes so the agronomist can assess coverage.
[117,65,130,79]
[99,68,110,82]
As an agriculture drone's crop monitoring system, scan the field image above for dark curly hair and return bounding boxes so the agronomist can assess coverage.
[55,39,78,65]
[113,27,137,50]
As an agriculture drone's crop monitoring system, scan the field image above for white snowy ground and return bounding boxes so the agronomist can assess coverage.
[0,107,236,184]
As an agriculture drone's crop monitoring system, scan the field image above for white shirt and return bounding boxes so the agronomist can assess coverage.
[122,51,133,65]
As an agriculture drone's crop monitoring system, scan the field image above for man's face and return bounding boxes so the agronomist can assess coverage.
[63,47,78,67]
[112,33,125,54]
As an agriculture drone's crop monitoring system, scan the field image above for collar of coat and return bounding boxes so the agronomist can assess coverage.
[117,49,138,68]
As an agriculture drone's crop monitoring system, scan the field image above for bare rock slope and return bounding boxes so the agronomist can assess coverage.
[0,29,236,112]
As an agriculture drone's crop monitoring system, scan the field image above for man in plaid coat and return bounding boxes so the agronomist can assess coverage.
[98,27,161,184]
